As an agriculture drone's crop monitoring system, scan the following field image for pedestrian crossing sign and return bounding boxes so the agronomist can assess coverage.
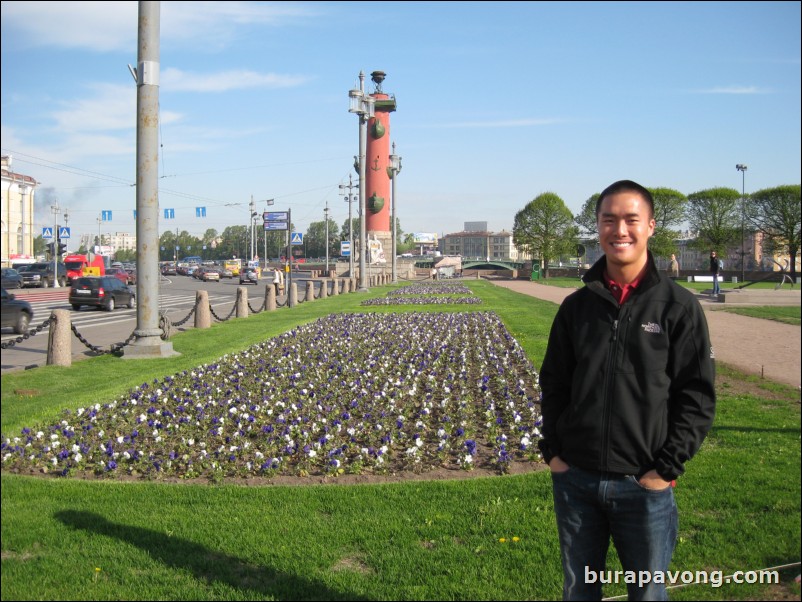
[291,232,303,245]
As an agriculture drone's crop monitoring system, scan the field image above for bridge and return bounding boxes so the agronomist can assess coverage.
[414,258,526,270]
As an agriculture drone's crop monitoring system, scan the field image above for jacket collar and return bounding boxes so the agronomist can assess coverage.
[583,250,662,294]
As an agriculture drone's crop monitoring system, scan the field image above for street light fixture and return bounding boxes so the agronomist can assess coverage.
[349,71,375,292]
[736,164,747,284]
[50,200,61,288]
[388,142,403,284]
[339,174,359,278]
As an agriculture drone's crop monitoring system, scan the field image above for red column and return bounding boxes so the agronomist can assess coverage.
[365,93,392,233]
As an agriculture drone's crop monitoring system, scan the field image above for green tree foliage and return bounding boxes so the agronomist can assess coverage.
[648,187,687,259]
[575,193,600,239]
[685,187,742,254]
[305,218,340,258]
[513,192,578,278]
[747,184,801,277]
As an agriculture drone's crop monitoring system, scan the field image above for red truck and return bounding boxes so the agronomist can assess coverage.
[63,253,106,284]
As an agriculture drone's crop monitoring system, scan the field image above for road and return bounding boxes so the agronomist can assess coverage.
[1,275,300,373]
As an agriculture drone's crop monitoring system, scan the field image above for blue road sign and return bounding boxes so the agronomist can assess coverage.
[42,227,54,239]
[59,227,71,239]
[291,232,303,245]
[102,210,112,221]
[341,241,351,256]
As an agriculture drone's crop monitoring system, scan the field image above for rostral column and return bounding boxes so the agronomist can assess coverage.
[365,71,397,258]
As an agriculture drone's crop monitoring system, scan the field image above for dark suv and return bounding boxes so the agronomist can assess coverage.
[69,276,136,311]
[21,262,67,288]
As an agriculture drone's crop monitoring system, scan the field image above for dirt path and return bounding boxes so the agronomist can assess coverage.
[490,280,801,389]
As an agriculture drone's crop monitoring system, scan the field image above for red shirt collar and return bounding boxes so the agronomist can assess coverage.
[603,270,644,304]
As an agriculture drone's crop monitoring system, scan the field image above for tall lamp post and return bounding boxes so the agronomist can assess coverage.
[324,200,330,273]
[339,174,358,277]
[349,71,375,292]
[388,143,402,283]
[50,200,61,288]
[736,164,747,284]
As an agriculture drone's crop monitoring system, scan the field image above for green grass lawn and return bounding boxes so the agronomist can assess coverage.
[2,280,799,600]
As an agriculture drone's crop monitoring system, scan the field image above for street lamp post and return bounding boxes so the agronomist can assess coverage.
[339,173,358,278]
[324,200,330,273]
[736,164,748,284]
[388,143,402,284]
[349,71,375,292]
[50,200,61,287]
[263,199,274,265]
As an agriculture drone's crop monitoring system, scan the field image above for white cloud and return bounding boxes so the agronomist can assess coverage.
[50,84,137,132]
[1,1,138,52]
[694,86,770,95]
[161,68,310,92]
[424,118,564,129]
[1,1,319,53]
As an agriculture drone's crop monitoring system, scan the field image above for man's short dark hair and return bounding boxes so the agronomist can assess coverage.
[596,180,655,218]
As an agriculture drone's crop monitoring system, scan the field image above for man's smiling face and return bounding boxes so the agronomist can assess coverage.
[597,191,655,276]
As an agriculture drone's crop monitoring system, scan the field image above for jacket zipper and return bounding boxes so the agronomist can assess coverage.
[601,315,620,469]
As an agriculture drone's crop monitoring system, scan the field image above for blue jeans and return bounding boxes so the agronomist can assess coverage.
[551,466,678,601]
[712,274,720,295]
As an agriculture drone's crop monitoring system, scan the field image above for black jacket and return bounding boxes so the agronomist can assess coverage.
[538,252,716,481]
[710,256,721,275]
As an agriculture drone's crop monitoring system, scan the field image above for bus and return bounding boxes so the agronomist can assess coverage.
[224,258,241,276]
[181,255,203,265]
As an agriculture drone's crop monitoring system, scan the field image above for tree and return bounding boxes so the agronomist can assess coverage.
[685,188,741,255]
[513,192,578,278]
[201,228,219,259]
[305,218,340,259]
[747,184,801,278]
[648,187,687,259]
[575,193,600,239]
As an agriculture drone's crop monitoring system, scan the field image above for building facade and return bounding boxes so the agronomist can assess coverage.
[441,229,527,261]
[1,155,38,266]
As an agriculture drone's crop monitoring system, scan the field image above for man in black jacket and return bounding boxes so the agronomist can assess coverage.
[539,180,716,601]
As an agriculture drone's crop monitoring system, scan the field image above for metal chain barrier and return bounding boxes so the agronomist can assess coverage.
[247,295,267,314]
[171,301,197,327]
[0,315,55,350]
[70,322,137,355]
[209,301,237,322]
[4,280,348,366]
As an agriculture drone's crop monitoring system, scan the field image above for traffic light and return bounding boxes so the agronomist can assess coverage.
[58,241,68,255]
[46,242,56,258]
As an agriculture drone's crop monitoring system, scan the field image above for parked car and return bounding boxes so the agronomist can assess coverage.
[69,276,136,311]
[21,262,67,288]
[239,267,259,285]
[1,268,23,289]
[1,287,34,334]
[105,267,130,286]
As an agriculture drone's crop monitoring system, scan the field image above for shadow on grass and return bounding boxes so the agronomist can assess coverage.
[55,510,367,601]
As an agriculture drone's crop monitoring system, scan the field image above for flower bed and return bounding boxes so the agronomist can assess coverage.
[2,312,542,480]
[362,282,481,306]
